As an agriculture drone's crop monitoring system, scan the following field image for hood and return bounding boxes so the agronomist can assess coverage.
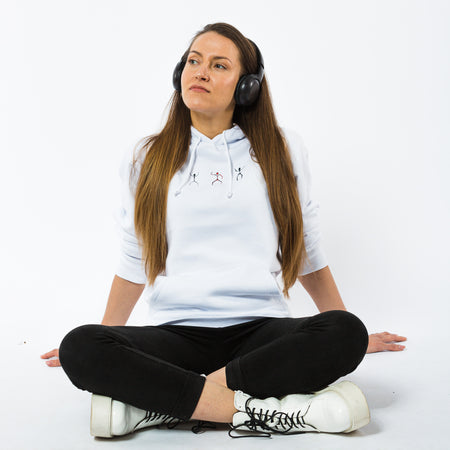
[174,124,248,199]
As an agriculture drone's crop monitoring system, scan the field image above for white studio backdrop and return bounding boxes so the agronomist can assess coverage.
[1,0,449,350]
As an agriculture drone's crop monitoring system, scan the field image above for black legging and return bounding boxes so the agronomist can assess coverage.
[59,310,368,422]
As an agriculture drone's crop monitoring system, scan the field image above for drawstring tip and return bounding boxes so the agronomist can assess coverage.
[227,192,233,198]
[175,190,181,196]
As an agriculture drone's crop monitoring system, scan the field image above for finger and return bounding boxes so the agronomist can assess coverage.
[384,343,406,351]
[381,332,406,337]
[390,335,407,342]
[383,336,407,343]
[40,349,59,359]
[45,358,61,367]
[379,331,406,336]
[377,333,407,343]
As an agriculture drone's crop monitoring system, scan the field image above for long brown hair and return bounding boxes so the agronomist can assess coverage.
[132,23,305,297]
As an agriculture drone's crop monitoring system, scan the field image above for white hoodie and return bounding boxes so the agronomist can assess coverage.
[116,125,327,327]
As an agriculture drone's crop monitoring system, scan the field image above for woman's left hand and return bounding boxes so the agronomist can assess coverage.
[366,332,407,353]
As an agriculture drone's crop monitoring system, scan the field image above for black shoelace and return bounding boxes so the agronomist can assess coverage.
[133,411,182,431]
[132,395,315,439]
[133,411,217,434]
[228,396,316,438]
[191,420,217,434]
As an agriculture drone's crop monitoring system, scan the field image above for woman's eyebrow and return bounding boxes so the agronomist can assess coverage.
[188,50,232,63]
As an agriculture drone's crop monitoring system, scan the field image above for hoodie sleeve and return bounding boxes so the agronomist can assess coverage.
[114,145,148,284]
[282,128,328,275]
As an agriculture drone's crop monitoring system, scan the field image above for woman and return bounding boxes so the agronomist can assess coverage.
[41,22,406,438]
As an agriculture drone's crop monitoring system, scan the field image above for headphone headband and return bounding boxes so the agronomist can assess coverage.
[172,40,265,107]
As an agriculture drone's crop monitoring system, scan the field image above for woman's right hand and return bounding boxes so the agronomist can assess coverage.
[40,348,61,367]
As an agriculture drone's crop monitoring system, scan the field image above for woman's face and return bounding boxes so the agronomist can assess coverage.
[181,31,242,117]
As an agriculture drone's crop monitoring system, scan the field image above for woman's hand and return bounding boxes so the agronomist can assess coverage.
[367,332,407,353]
[40,348,61,367]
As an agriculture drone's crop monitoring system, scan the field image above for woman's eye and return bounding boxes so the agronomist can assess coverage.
[187,59,226,70]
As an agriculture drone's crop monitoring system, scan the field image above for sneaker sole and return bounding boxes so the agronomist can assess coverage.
[90,394,113,438]
[317,381,370,433]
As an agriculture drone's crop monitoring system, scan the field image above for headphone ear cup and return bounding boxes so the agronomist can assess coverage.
[172,60,185,92]
[234,74,261,106]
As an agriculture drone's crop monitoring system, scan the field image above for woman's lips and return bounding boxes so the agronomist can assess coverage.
[190,85,209,93]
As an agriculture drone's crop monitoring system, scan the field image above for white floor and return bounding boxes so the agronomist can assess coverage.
[3,327,449,450]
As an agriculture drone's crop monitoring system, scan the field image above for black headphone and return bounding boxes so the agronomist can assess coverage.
[172,40,265,107]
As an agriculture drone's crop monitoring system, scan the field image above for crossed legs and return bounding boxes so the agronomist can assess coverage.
[59,311,368,424]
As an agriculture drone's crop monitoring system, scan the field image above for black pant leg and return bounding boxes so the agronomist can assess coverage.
[226,310,368,398]
[59,324,208,421]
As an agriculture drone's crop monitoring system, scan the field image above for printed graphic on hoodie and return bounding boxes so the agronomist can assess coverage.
[189,172,199,186]
[211,171,223,185]
[235,167,245,181]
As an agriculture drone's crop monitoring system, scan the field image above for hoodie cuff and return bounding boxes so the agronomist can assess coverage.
[116,253,147,284]
[300,244,328,275]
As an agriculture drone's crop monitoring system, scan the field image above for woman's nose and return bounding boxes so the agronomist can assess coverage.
[195,64,210,81]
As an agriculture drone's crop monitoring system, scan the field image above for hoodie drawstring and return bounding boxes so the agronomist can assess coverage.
[174,139,200,197]
[223,135,233,199]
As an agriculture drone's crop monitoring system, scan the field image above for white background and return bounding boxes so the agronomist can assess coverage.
[1,1,449,449]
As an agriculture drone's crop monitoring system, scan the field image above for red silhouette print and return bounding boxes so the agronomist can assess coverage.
[210,171,223,185]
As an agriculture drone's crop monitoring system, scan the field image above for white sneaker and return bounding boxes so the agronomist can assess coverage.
[231,381,370,436]
[90,394,181,437]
